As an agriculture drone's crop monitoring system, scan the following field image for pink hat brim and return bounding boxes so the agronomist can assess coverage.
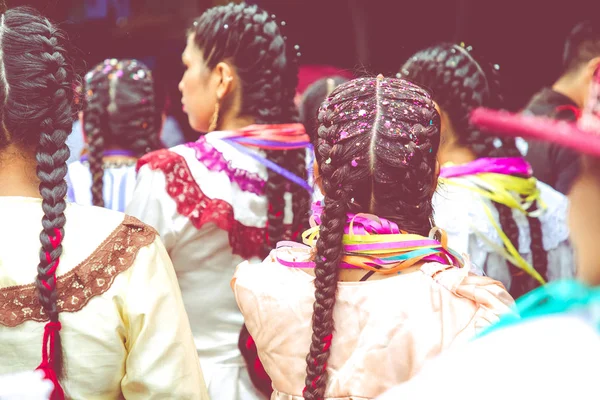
[471,108,600,158]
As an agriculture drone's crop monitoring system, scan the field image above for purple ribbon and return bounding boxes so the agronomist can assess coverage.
[80,149,135,162]
[224,140,312,193]
[440,157,532,178]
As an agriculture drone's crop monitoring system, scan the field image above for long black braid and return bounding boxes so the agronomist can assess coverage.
[1,7,76,378]
[83,59,163,207]
[401,43,548,298]
[190,3,310,397]
[305,77,440,399]
[191,3,309,255]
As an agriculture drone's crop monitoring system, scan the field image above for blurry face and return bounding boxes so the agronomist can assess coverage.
[179,34,219,132]
[568,156,600,285]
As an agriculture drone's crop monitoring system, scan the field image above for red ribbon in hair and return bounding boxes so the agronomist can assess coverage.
[36,321,64,400]
[35,228,65,399]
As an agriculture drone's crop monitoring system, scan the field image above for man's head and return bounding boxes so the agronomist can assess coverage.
[556,21,600,106]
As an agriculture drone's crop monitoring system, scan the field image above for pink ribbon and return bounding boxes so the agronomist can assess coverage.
[440,157,532,178]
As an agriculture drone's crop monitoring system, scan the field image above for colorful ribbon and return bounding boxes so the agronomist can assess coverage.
[210,124,312,192]
[277,202,463,274]
[440,157,547,285]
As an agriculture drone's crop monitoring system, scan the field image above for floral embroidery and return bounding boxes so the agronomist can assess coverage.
[0,216,156,327]
[186,137,266,195]
[138,149,265,259]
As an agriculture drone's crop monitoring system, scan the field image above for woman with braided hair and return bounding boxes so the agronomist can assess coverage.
[0,6,207,399]
[400,43,574,299]
[232,76,514,400]
[127,3,311,399]
[66,59,164,211]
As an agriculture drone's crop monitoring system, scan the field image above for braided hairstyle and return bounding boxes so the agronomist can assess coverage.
[305,77,440,399]
[0,7,76,377]
[400,43,547,298]
[190,2,309,254]
[300,76,350,143]
[83,59,163,207]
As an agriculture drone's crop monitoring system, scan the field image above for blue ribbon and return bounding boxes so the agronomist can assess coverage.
[224,139,312,193]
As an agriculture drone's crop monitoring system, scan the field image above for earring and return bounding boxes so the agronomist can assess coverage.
[208,98,220,132]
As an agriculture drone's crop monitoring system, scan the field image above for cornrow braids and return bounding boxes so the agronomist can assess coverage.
[400,43,520,159]
[83,59,163,207]
[1,7,76,380]
[190,2,309,255]
[305,77,440,399]
[300,76,350,143]
[401,43,548,297]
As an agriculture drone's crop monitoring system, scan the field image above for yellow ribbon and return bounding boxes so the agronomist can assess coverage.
[439,172,547,285]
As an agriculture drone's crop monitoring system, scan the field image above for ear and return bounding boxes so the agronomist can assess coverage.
[214,61,236,100]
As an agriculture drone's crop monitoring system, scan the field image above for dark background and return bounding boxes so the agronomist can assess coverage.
[5,0,598,133]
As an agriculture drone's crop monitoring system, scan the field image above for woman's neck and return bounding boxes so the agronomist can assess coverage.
[218,114,256,132]
[438,143,477,166]
[0,144,41,198]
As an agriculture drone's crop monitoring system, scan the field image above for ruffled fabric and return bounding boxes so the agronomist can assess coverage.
[433,179,574,289]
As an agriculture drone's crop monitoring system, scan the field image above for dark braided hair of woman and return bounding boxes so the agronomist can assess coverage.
[191,3,310,396]
[400,43,547,298]
[191,3,309,255]
[83,59,163,207]
[1,7,76,379]
[305,76,440,399]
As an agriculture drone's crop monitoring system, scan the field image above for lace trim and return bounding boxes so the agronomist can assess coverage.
[0,216,157,327]
[186,137,266,195]
[138,149,265,260]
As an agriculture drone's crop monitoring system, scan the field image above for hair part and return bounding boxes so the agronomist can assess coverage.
[304,77,440,398]
[83,59,163,207]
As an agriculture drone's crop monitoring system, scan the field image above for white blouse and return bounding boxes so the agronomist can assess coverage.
[66,160,138,212]
[127,133,296,400]
[433,180,574,291]
[0,197,208,399]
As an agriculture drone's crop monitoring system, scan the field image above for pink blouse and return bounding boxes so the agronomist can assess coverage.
[232,249,515,400]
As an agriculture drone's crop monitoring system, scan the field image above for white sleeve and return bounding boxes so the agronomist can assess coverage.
[126,165,178,251]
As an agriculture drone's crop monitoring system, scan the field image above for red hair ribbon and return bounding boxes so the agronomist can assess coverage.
[42,229,62,290]
[302,333,334,397]
[36,321,64,400]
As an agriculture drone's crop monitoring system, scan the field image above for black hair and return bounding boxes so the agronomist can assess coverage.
[300,76,350,144]
[190,2,310,255]
[0,6,76,378]
[401,43,548,298]
[190,4,311,397]
[305,77,440,399]
[83,59,163,207]
[563,20,600,74]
